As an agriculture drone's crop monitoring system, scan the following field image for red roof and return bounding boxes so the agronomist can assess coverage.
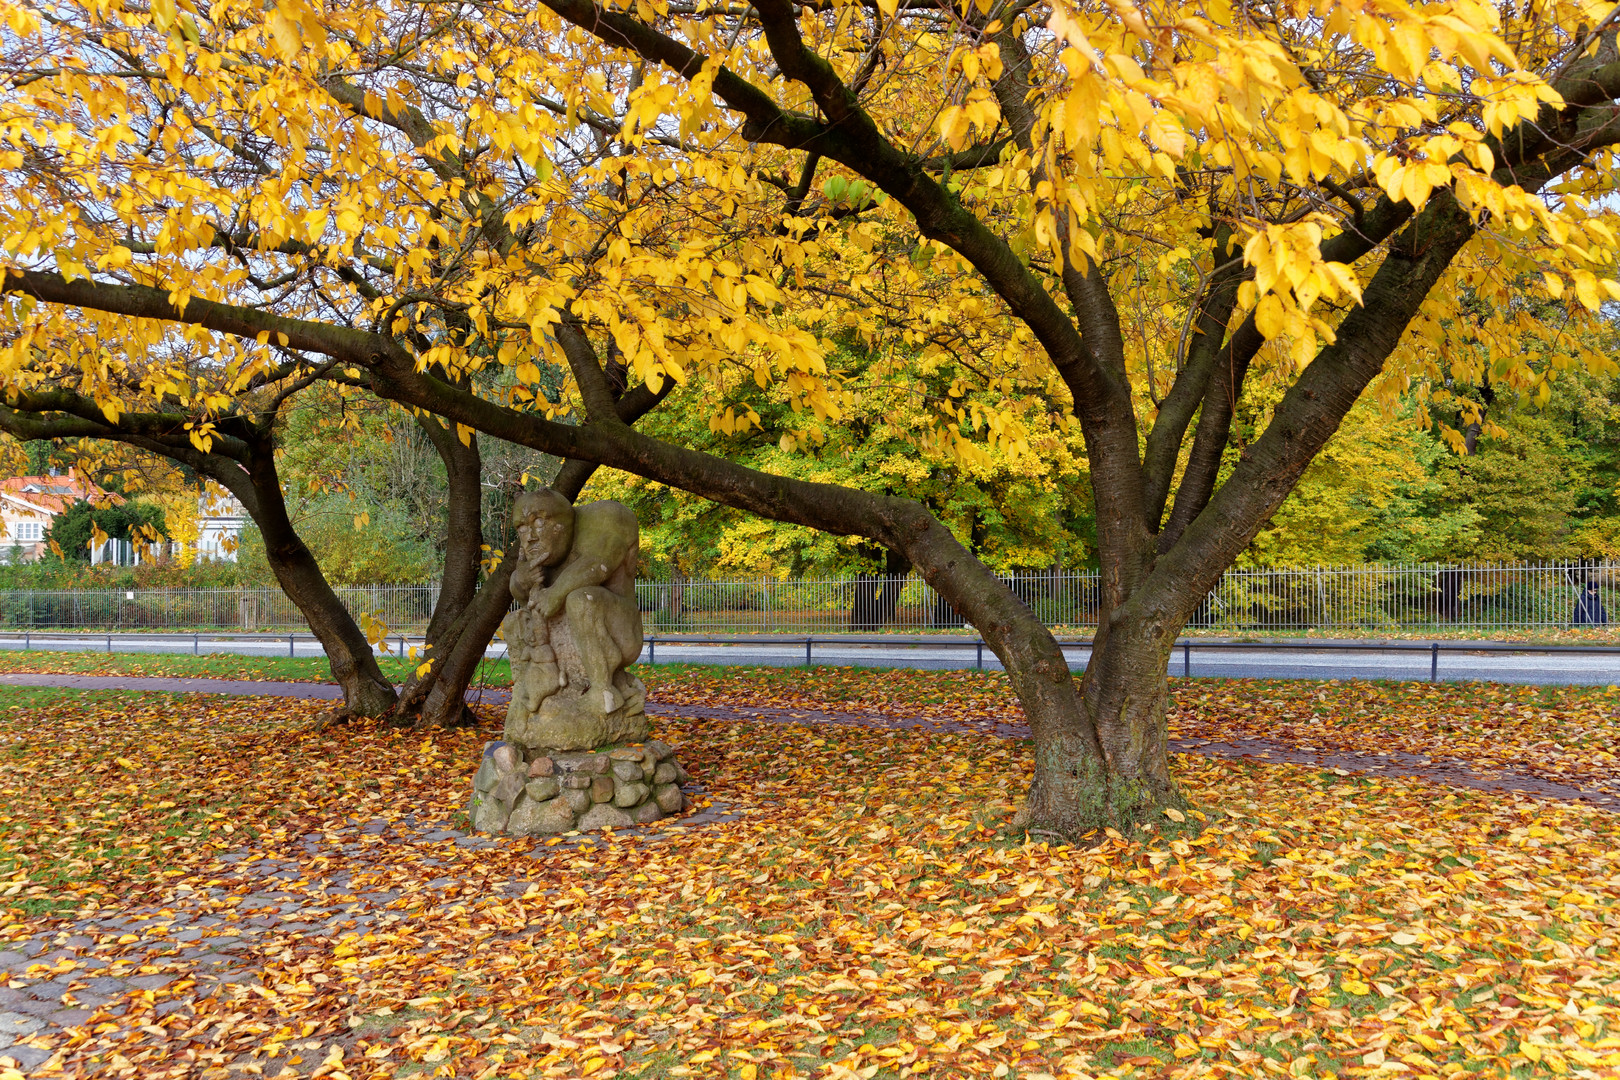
[0,474,115,515]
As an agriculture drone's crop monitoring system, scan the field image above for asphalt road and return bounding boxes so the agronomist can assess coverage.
[644,640,1620,686]
[0,632,1616,686]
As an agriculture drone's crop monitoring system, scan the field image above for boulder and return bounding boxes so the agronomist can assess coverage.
[654,783,685,814]
[577,803,634,830]
[471,791,513,833]
[507,795,577,837]
[525,777,561,802]
[614,781,650,808]
[490,769,524,805]
[491,743,522,773]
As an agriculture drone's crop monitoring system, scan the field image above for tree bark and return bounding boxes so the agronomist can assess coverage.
[393,417,487,727]
[232,443,400,718]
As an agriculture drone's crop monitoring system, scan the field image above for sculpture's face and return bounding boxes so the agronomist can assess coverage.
[518,506,574,566]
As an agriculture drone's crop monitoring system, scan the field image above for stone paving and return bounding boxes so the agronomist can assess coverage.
[0,794,743,1077]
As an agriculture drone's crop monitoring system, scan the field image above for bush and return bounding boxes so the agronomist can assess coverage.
[234,498,437,585]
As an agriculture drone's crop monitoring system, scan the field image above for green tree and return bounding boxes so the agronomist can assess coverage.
[45,499,165,561]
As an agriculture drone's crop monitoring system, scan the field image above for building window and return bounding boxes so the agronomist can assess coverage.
[11,522,41,542]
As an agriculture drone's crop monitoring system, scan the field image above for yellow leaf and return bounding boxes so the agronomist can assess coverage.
[1255,294,1288,340]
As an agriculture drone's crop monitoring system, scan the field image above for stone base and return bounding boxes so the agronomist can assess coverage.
[469,738,691,837]
[503,677,651,751]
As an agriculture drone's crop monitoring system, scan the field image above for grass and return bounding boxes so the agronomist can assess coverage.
[2,673,1620,1077]
[0,648,514,687]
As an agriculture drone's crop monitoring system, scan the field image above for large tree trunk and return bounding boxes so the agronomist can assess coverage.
[230,452,399,717]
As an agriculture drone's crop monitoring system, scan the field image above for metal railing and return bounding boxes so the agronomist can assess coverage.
[3,631,1620,686]
[0,585,440,632]
[0,560,1615,633]
[633,561,1620,634]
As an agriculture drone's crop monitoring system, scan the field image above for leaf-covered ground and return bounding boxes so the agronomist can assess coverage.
[0,650,511,686]
[652,666,1620,800]
[1,671,1618,1077]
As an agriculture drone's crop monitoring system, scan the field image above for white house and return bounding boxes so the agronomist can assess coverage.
[197,488,247,561]
[0,474,104,562]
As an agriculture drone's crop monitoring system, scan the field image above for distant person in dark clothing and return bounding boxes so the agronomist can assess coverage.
[1573,581,1609,625]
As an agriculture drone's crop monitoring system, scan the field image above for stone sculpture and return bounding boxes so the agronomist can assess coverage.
[502,489,649,750]
[470,490,689,836]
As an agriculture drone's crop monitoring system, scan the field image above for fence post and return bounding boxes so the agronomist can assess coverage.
[194,632,199,656]
[1430,642,1439,683]
[976,639,983,670]
[1183,640,1190,679]
[289,633,295,658]
[106,633,111,653]
[647,636,655,665]
[806,637,813,667]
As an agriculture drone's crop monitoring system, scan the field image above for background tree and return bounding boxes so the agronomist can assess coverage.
[44,497,165,561]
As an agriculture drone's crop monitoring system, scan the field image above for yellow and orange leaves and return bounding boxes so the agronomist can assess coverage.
[6,0,1620,485]
[1028,0,1619,398]
[6,670,1620,1075]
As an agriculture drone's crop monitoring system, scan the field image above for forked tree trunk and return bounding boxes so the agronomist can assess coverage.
[899,514,1187,836]
[411,552,515,728]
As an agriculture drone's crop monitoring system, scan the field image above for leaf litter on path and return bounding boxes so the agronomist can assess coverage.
[0,671,1616,1077]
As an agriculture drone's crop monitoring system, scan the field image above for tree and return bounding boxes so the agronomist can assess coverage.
[592,336,1093,582]
[0,386,404,716]
[45,497,165,561]
[7,0,1620,836]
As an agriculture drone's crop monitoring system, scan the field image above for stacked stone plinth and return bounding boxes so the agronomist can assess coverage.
[470,738,691,836]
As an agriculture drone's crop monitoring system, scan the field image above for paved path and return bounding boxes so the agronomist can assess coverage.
[646,639,1620,685]
[0,672,347,698]
[5,632,1620,684]
[650,702,1620,812]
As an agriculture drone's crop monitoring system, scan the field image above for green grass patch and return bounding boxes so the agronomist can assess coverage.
[0,648,514,688]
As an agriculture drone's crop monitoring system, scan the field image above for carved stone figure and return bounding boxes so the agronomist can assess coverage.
[500,489,649,750]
